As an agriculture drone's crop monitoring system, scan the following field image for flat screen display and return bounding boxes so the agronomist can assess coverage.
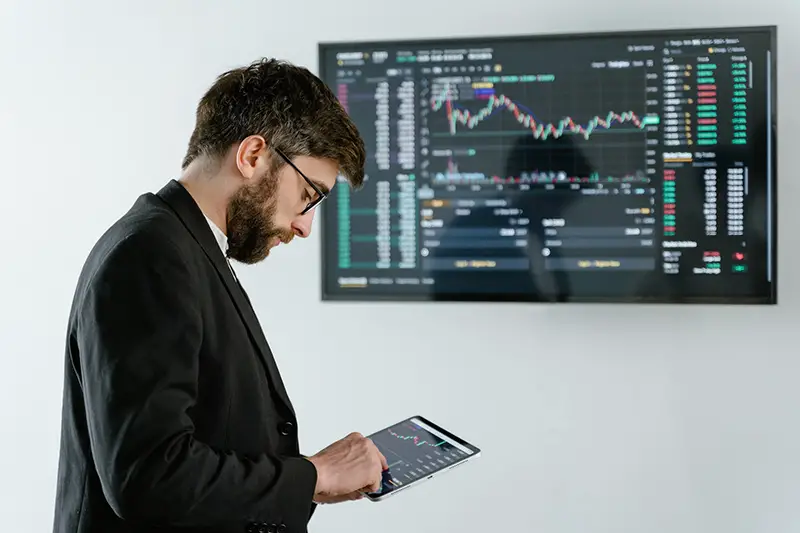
[317,26,778,304]
[366,416,480,499]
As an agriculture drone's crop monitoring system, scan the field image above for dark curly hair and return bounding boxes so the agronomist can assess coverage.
[181,58,365,188]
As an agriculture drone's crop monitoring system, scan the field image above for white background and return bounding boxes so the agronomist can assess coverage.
[0,1,796,532]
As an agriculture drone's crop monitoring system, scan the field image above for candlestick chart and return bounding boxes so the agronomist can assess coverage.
[420,72,657,186]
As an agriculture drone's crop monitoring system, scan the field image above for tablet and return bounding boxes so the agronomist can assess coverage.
[364,415,481,502]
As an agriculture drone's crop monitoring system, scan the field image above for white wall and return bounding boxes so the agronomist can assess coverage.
[0,1,796,532]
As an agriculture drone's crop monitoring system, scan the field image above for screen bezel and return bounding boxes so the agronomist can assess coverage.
[317,25,779,305]
[364,415,481,500]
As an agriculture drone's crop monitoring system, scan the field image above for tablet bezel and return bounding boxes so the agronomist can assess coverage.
[364,415,481,502]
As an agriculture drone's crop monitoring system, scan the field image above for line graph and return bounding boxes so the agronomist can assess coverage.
[387,427,446,447]
[420,69,656,186]
[431,84,657,140]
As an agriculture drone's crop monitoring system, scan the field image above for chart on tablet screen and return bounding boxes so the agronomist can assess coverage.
[370,419,473,489]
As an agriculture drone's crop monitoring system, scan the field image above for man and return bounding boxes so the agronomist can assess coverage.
[53,58,388,533]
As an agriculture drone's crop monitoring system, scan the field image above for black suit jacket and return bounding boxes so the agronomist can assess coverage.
[53,180,317,533]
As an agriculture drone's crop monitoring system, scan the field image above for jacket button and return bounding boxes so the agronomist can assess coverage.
[279,421,294,436]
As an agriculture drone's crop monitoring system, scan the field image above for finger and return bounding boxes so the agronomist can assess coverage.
[339,491,364,503]
[379,450,389,470]
[366,477,382,494]
[366,438,389,469]
[318,491,364,504]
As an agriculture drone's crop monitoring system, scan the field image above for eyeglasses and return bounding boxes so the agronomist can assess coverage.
[274,147,329,215]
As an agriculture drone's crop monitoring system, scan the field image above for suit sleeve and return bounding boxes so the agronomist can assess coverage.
[77,230,317,530]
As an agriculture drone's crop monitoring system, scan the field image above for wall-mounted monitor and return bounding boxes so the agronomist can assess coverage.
[317,26,777,304]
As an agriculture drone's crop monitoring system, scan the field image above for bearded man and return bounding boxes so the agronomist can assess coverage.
[52,58,387,533]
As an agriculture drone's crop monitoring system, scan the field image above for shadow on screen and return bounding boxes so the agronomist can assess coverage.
[428,133,589,302]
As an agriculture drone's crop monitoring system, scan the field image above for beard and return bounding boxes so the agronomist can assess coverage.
[225,168,294,264]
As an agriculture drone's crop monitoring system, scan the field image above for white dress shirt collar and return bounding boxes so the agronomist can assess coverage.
[203,214,228,256]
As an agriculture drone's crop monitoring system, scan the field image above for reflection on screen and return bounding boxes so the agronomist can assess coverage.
[368,418,474,496]
[319,27,777,304]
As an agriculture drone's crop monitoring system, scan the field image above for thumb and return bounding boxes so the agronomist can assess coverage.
[316,490,365,504]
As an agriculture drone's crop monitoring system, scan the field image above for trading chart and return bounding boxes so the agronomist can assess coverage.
[369,418,475,493]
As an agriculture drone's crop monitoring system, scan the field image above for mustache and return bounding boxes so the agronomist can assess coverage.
[278,229,295,244]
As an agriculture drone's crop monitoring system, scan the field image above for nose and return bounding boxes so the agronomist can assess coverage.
[291,209,315,238]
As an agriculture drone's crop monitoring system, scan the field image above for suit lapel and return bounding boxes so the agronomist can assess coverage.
[155,179,295,417]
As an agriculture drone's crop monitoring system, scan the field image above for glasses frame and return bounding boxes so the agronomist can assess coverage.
[274,147,328,215]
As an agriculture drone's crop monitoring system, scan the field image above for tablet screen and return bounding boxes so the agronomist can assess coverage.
[367,416,479,498]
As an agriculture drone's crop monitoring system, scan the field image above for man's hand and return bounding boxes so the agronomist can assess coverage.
[313,490,366,505]
[307,432,389,500]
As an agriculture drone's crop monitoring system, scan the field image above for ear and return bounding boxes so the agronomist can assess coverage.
[234,135,268,180]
